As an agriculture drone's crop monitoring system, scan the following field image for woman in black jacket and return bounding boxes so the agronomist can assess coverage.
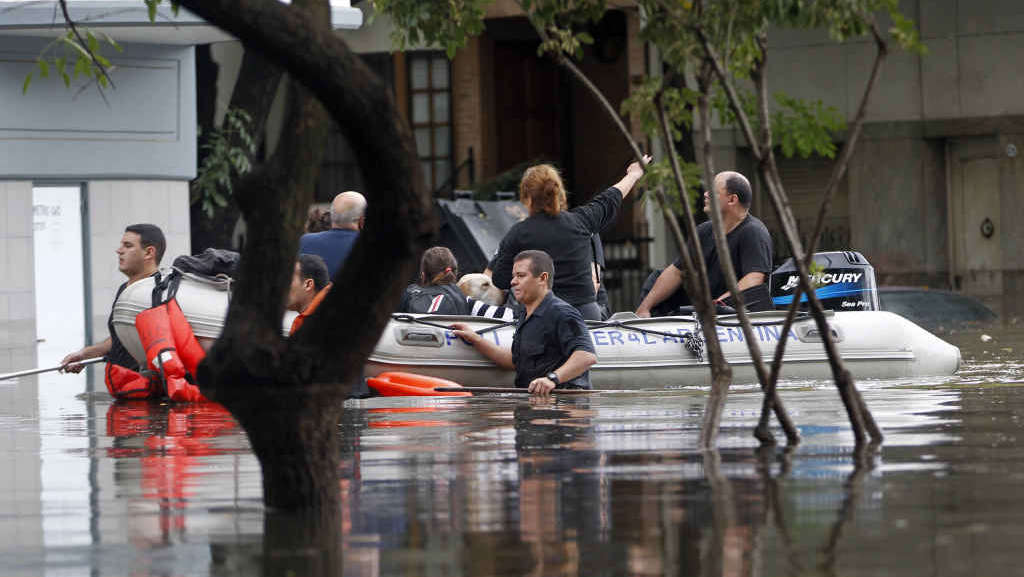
[489,156,649,320]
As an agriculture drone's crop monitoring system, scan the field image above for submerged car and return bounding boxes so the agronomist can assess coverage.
[878,287,997,332]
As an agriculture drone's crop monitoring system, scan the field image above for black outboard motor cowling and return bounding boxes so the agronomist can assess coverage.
[770,251,879,311]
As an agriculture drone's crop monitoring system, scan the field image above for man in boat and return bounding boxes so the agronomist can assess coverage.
[636,171,774,316]
[297,190,366,279]
[60,224,166,396]
[286,253,331,335]
[450,250,597,396]
[285,252,372,398]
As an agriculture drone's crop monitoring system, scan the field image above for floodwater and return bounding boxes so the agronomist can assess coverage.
[2,329,1024,576]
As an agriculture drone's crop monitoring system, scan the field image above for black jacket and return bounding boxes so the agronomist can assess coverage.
[492,187,622,307]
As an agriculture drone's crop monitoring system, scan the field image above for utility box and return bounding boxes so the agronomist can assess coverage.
[435,197,528,274]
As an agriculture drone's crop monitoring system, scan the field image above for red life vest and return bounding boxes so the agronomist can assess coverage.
[132,298,209,402]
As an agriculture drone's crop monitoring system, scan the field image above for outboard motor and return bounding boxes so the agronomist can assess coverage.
[770,251,879,311]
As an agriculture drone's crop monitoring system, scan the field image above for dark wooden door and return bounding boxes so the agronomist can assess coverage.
[493,42,565,173]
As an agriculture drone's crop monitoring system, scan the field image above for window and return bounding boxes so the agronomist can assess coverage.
[409,52,453,194]
[316,53,394,202]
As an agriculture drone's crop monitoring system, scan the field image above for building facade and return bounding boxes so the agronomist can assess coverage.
[710,0,1024,321]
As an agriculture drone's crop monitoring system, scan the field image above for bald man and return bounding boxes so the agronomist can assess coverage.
[637,171,774,316]
[298,191,367,279]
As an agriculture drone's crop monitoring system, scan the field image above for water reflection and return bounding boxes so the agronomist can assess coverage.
[2,329,1024,575]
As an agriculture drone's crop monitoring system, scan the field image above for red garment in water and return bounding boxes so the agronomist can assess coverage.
[104,363,160,400]
[289,283,332,336]
[133,299,210,402]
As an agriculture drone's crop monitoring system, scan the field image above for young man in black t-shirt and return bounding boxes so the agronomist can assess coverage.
[636,171,774,316]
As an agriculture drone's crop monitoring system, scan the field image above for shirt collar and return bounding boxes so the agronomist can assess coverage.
[529,291,555,318]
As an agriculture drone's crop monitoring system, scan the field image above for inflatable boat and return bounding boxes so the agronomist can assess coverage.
[366,310,960,389]
[110,270,961,390]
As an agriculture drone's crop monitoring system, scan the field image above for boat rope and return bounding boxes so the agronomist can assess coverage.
[714,312,813,327]
[585,319,705,361]
[390,314,517,336]
[391,313,712,360]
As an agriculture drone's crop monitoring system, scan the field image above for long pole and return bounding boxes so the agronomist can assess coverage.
[434,387,600,395]
[0,357,105,381]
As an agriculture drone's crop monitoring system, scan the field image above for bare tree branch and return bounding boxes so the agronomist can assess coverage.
[757,19,889,442]
[694,10,882,445]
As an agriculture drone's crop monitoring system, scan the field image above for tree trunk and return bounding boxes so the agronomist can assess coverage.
[697,22,882,445]
[692,62,799,446]
[180,0,432,515]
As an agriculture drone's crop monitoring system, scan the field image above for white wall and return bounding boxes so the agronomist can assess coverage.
[0,181,36,372]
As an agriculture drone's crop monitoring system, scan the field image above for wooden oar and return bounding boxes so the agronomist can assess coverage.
[434,386,599,395]
[0,357,106,381]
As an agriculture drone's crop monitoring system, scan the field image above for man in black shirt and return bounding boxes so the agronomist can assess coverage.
[451,250,597,395]
[636,171,773,316]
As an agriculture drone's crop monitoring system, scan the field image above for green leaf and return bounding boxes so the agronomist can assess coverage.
[37,59,49,78]
[87,31,98,54]
[146,0,157,22]
[22,73,32,95]
[73,56,87,79]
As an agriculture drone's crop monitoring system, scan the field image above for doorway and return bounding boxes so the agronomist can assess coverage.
[948,137,1003,313]
[32,185,89,393]
[32,184,93,551]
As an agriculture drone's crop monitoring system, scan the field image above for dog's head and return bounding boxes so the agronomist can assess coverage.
[457,273,504,306]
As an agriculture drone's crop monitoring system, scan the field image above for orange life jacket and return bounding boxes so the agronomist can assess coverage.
[289,283,332,336]
[134,298,209,402]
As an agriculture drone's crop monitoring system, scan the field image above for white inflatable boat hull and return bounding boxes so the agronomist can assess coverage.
[111,273,961,389]
[367,311,961,389]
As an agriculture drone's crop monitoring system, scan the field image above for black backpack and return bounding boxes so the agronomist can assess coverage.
[399,284,471,315]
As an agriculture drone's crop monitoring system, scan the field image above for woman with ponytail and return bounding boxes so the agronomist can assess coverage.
[399,246,515,320]
[489,156,650,320]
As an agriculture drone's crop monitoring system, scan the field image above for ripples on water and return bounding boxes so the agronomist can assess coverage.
[1,330,1024,576]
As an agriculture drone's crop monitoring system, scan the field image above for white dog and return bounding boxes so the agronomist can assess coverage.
[457,273,505,306]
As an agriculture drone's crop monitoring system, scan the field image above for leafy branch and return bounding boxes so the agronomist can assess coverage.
[191,108,258,219]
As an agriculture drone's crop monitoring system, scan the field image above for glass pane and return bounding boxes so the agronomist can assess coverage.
[431,58,449,89]
[433,126,450,157]
[432,92,449,123]
[410,57,429,90]
[414,128,432,157]
[421,161,433,191]
[412,93,430,124]
[435,159,451,188]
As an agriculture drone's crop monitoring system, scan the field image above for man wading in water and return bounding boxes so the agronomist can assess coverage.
[60,224,166,397]
[451,250,597,396]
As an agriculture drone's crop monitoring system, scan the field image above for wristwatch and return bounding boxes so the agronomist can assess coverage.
[546,372,560,386]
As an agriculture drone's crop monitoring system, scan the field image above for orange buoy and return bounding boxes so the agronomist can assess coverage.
[366,373,472,397]
[375,371,464,390]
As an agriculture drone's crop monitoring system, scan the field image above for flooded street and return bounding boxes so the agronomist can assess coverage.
[2,328,1023,576]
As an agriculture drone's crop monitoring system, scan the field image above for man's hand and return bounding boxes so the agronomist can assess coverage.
[528,376,556,396]
[635,306,651,318]
[449,323,481,346]
[60,350,88,373]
